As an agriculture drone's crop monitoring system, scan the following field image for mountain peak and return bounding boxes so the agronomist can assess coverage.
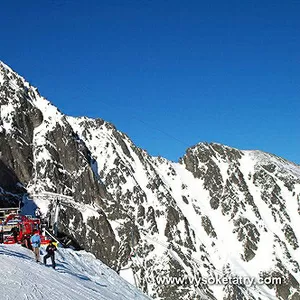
[0,60,18,77]
[0,60,31,93]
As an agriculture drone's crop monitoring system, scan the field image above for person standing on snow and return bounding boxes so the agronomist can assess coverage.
[30,230,41,262]
[44,240,57,269]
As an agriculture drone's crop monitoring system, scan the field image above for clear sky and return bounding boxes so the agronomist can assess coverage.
[1,1,299,163]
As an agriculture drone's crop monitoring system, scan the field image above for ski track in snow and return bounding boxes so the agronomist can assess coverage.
[0,244,151,300]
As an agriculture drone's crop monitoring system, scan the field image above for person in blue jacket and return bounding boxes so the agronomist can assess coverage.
[30,230,41,262]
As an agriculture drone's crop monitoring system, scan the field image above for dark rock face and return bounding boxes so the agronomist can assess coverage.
[0,102,38,185]
[232,216,260,262]
[1,61,300,300]
[282,224,298,250]
[146,206,159,234]
[201,215,217,238]
[0,160,23,207]
[0,159,19,192]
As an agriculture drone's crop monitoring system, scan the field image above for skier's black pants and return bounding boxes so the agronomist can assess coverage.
[43,253,56,268]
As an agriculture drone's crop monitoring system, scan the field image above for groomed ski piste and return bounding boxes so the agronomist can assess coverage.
[0,243,151,300]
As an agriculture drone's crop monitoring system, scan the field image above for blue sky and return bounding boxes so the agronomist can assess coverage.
[1,1,299,163]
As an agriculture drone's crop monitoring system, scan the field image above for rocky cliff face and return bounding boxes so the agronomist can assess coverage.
[1,61,300,300]
[0,62,118,267]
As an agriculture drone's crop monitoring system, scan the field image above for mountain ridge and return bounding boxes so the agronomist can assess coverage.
[1,59,297,165]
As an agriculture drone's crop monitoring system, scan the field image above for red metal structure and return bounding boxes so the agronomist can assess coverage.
[1,213,51,246]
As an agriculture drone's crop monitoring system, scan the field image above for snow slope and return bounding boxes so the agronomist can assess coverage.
[0,244,151,300]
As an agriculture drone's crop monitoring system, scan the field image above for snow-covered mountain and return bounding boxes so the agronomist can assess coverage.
[1,61,300,300]
[0,243,151,300]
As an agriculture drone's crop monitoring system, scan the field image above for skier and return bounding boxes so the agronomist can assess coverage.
[43,240,57,269]
[30,230,41,262]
